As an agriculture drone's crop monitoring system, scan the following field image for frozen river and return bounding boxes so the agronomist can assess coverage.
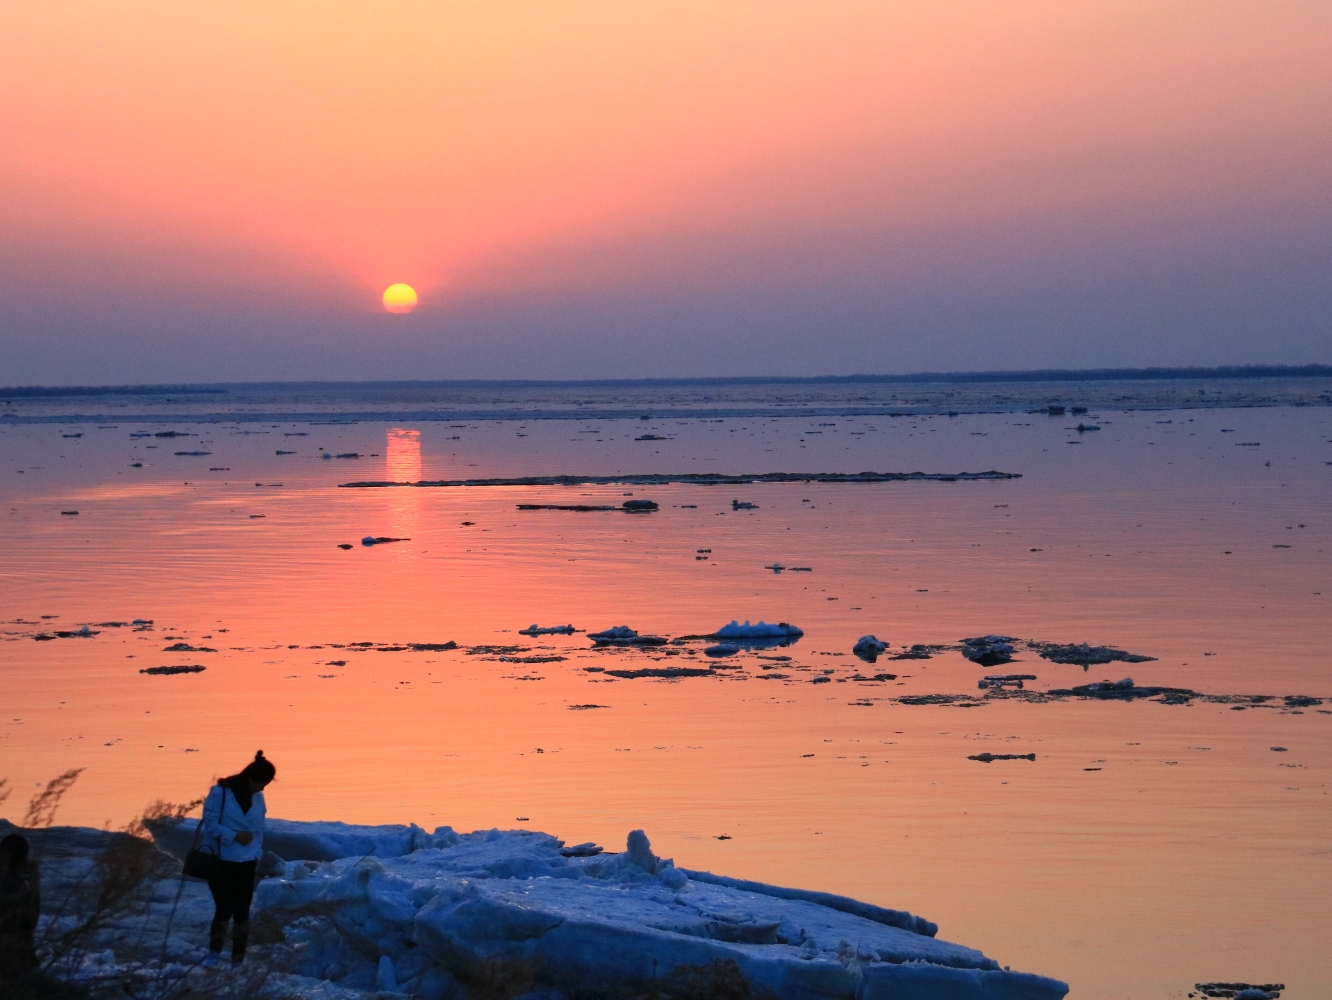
[1,378,1329,997]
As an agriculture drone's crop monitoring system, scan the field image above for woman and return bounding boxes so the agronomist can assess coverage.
[199,750,275,965]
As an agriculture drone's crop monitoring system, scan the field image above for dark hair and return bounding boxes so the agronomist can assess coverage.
[220,751,276,813]
[240,749,277,785]
[1,832,30,870]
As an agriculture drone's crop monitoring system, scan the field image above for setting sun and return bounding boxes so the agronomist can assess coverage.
[382,283,418,314]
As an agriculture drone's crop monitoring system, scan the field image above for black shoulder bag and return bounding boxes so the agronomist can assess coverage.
[183,786,227,880]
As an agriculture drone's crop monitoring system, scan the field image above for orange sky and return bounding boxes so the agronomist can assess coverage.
[1,2,1329,381]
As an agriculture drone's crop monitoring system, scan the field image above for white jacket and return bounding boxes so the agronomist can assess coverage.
[199,784,266,863]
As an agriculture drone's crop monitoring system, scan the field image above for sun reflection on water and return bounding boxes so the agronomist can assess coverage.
[386,428,422,540]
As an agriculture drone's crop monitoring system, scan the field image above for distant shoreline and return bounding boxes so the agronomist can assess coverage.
[3,363,1330,397]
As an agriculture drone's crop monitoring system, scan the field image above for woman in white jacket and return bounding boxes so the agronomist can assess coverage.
[199,750,275,964]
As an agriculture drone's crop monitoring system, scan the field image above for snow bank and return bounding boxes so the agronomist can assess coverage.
[229,823,1066,1000]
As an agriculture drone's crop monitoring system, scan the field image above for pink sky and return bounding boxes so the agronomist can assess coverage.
[2,1,1329,383]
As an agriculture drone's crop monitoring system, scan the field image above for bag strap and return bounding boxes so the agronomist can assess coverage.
[213,785,228,855]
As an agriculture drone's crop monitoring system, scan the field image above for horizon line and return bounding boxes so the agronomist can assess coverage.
[3,362,1331,397]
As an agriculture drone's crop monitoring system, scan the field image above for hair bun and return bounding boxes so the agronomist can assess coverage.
[255,750,265,760]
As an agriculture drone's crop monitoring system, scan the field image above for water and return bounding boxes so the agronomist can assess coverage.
[2,379,1329,998]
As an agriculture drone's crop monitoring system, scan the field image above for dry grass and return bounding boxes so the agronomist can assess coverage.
[23,769,84,829]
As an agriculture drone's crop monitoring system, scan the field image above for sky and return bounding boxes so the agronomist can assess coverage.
[1,1,1329,385]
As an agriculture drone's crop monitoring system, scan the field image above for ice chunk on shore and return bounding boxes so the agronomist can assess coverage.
[714,620,803,639]
[147,816,455,863]
[222,822,1067,1000]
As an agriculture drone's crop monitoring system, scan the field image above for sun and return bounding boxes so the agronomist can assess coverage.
[382,283,419,314]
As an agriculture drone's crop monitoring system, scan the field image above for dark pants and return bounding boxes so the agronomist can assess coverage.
[206,860,257,960]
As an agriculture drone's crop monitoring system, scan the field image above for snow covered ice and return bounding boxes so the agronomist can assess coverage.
[149,815,447,863]
[853,635,889,661]
[148,818,1068,999]
[713,620,804,639]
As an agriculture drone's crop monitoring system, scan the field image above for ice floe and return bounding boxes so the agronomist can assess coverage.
[853,635,888,662]
[960,636,1016,666]
[713,621,803,640]
[588,626,669,646]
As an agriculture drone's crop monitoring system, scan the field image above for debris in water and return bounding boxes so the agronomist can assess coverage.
[978,674,1037,689]
[1033,642,1157,666]
[1195,984,1284,999]
[605,666,715,679]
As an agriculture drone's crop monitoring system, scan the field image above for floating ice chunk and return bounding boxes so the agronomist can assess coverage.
[961,635,1016,666]
[1083,677,1134,692]
[978,674,1036,689]
[588,626,668,645]
[705,642,741,657]
[362,535,410,546]
[713,621,803,639]
[853,635,888,662]
[520,624,577,635]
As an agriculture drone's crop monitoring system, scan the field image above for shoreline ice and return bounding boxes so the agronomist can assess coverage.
[135,817,1070,999]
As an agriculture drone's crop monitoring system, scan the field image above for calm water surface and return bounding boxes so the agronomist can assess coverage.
[2,398,1329,998]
